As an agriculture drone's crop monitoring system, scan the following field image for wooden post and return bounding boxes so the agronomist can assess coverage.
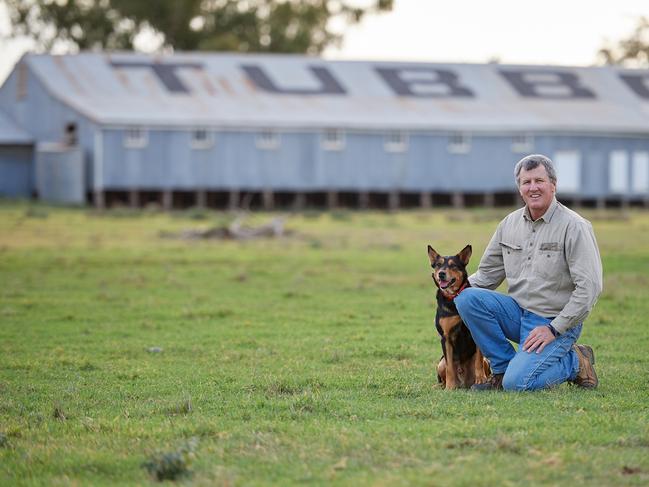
[94,190,105,209]
[452,192,464,209]
[327,191,338,209]
[293,192,305,210]
[484,192,495,208]
[263,189,274,210]
[162,190,172,211]
[196,189,206,208]
[388,191,399,211]
[129,189,139,208]
[420,192,432,209]
[228,190,240,210]
[359,191,369,209]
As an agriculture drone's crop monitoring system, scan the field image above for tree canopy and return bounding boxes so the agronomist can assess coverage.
[599,16,649,67]
[6,0,393,54]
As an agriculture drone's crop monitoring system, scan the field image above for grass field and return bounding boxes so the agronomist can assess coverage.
[1,201,648,486]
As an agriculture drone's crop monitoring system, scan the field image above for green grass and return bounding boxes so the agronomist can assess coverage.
[1,202,648,486]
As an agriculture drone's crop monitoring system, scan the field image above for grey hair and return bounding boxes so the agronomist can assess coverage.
[514,154,557,186]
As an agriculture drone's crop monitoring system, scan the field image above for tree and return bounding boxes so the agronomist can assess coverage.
[5,0,393,54]
[599,16,649,67]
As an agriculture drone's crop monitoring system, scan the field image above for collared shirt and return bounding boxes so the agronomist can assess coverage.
[469,198,603,334]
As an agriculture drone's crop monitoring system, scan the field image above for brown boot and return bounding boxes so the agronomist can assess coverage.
[471,373,504,391]
[571,344,598,389]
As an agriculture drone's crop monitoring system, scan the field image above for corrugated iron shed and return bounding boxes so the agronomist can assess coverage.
[21,52,649,134]
[0,110,33,145]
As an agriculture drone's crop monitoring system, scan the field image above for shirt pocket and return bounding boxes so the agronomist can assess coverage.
[535,243,564,278]
[500,241,523,278]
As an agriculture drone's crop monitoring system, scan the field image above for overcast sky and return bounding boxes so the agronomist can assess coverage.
[0,0,647,83]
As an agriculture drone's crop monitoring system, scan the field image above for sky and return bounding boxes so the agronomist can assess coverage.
[0,0,648,83]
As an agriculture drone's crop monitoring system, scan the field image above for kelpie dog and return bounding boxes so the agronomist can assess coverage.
[427,244,490,389]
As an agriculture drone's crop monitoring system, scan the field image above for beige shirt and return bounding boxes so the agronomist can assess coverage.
[469,198,603,334]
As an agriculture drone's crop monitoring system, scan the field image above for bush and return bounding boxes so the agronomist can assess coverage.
[142,437,199,482]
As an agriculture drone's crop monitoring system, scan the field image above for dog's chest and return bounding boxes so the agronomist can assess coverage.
[437,315,462,336]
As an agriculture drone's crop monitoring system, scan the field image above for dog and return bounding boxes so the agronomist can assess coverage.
[427,244,490,389]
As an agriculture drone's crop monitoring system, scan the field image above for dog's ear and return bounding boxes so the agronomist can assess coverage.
[427,245,440,265]
[457,244,472,266]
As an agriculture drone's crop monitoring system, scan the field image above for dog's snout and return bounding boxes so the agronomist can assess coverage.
[438,271,447,280]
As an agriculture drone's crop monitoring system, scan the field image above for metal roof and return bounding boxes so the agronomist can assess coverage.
[19,52,649,134]
[0,109,33,144]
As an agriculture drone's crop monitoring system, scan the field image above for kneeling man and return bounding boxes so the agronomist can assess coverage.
[456,154,602,391]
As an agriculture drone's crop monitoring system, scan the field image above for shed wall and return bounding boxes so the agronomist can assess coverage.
[96,128,649,198]
[0,145,34,197]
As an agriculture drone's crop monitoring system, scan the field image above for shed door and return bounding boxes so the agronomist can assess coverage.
[553,150,581,194]
[609,150,629,193]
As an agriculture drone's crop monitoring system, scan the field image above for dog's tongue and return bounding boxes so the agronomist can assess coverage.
[439,280,450,288]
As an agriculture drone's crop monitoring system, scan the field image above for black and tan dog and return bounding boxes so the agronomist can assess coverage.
[427,244,490,389]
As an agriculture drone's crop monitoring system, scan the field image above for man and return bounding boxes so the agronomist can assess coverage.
[454,154,602,391]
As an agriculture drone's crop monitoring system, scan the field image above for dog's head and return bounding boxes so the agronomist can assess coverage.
[427,244,472,297]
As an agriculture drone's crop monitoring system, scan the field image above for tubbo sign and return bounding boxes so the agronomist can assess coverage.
[108,59,649,100]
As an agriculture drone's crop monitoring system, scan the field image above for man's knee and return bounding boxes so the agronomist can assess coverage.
[454,287,484,313]
[502,368,530,392]
[502,355,544,392]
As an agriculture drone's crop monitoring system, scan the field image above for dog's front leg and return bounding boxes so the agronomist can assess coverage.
[437,356,447,388]
[473,348,488,384]
[444,339,458,390]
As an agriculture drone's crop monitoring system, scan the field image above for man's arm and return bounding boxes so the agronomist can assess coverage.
[549,221,603,334]
[468,222,506,290]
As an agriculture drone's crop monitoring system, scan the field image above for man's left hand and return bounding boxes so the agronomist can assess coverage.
[522,325,556,353]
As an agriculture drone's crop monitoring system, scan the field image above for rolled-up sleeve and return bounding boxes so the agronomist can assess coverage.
[469,222,507,290]
[550,221,603,334]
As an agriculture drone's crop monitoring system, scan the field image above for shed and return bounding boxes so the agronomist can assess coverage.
[1,52,648,208]
[0,109,34,198]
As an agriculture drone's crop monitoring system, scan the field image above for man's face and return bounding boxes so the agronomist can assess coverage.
[518,165,556,219]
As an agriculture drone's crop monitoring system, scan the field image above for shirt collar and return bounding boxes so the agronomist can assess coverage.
[523,197,559,223]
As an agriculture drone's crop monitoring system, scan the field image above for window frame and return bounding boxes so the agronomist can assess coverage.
[511,133,534,153]
[123,127,148,149]
[255,129,280,150]
[190,128,214,150]
[321,128,346,151]
[447,132,471,154]
[384,131,409,153]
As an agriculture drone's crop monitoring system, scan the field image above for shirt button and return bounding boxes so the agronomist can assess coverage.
[529,243,533,247]
[528,257,531,260]
[532,229,536,233]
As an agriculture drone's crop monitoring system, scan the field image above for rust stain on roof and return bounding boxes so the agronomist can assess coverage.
[54,56,86,95]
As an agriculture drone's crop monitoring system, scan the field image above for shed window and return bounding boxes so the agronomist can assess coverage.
[512,134,533,153]
[256,130,280,150]
[384,131,408,153]
[632,151,649,193]
[322,128,345,151]
[553,150,581,194]
[609,150,629,193]
[448,133,471,154]
[191,128,214,149]
[124,127,148,148]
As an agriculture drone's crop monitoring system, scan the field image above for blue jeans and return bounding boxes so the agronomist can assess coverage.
[455,288,581,391]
